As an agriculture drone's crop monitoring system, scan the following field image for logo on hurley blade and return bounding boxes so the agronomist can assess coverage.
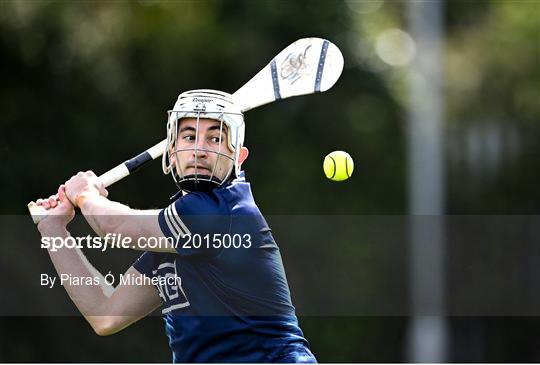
[280,45,312,84]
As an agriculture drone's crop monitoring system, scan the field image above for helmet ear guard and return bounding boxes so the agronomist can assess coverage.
[162,89,245,192]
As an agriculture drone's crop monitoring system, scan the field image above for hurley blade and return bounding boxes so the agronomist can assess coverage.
[233,38,344,112]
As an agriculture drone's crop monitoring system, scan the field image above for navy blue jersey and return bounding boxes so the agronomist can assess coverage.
[133,174,316,363]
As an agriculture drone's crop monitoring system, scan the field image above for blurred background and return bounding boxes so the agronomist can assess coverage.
[0,0,539,362]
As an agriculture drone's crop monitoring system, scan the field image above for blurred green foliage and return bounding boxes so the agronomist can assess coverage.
[0,0,538,362]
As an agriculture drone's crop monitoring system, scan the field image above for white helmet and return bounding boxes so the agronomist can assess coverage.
[162,89,245,192]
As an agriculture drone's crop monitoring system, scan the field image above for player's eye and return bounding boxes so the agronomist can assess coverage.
[209,136,222,144]
[182,135,195,142]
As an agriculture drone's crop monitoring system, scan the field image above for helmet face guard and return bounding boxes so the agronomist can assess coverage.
[162,90,245,192]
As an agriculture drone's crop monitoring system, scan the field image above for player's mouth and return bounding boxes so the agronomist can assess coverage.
[185,166,213,174]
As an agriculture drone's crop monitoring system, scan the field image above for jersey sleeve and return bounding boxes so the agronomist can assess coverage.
[158,192,230,257]
[132,251,157,277]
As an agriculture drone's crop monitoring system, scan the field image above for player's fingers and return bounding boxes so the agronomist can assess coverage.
[57,186,65,201]
[58,185,72,206]
[40,199,50,209]
[35,198,51,209]
[44,196,55,209]
[48,195,59,208]
[58,185,68,202]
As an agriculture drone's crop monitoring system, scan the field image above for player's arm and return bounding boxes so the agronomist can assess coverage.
[36,187,162,335]
[87,266,162,336]
[64,171,176,253]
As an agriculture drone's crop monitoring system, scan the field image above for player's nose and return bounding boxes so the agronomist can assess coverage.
[192,139,208,157]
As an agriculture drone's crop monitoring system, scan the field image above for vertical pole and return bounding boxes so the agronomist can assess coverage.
[406,0,448,362]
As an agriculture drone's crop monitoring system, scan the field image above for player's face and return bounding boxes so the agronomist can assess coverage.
[174,118,235,181]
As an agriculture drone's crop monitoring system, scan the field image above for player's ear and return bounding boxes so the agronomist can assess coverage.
[238,146,249,166]
[169,147,176,164]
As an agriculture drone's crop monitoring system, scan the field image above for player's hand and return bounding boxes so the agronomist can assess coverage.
[65,171,108,207]
[36,185,75,230]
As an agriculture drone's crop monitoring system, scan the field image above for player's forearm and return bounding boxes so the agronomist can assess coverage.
[77,194,165,251]
[38,224,114,319]
[78,193,134,237]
